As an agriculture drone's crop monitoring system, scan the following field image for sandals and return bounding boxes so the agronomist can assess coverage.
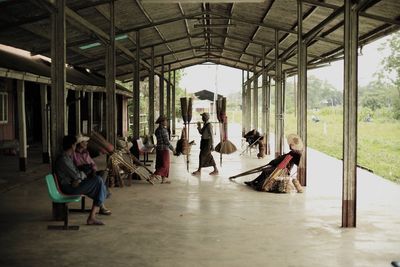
[192,170,201,176]
[209,170,219,175]
[99,206,112,215]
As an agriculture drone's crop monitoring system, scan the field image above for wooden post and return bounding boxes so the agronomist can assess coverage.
[266,76,271,155]
[75,90,81,135]
[99,93,104,133]
[253,56,258,131]
[17,80,27,171]
[148,46,155,135]
[87,91,93,134]
[342,0,359,228]
[40,84,50,163]
[50,0,66,166]
[241,69,245,136]
[261,45,266,135]
[133,30,140,138]
[297,0,308,186]
[159,56,164,116]
[106,0,116,145]
[172,70,176,136]
[246,65,251,131]
[275,29,284,157]
[167,64,171,134]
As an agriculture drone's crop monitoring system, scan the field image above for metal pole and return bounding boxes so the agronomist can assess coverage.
[266,76,271,155]
[167,64,171,135]
[40,84,50,163]
[17,80,27,171]
[246,65,252,130]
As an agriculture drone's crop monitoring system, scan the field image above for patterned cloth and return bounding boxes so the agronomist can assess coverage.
[55,152,86,185]
[155,125,174,151]
[154,150,170,177]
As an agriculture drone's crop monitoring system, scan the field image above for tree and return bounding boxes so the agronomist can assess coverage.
[379,31,400,119]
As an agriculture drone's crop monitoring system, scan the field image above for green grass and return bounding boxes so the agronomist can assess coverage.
[285,109,400,184]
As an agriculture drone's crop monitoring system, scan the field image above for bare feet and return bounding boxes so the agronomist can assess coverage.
[192,170,201,176]
[209,170,219,175]
[161,177,171,184]
[87,219,105,225]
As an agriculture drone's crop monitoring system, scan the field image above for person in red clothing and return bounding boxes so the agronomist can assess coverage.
[150,116,176,184]
[244,134,303,191]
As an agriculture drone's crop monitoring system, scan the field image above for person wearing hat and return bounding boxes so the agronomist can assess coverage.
[192,112,219,176]
[151,115,176,184]
[244,133,304,190]
[55,135,110,225]
[73,134,112,215]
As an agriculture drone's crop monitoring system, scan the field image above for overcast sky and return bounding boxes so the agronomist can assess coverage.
[180,35,392,95]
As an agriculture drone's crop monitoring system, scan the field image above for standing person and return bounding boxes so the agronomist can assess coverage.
[55,135,110,225]
[73,134,112,214]
[243,133,303,190]
[192,112,219,176]
[151,116,175,184]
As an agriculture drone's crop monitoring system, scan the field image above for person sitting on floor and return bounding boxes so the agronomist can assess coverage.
[73,134,112,206]
[244,134,303,191]
[55,135,111,225]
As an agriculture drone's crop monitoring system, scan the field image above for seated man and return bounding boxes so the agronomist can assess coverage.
[244,134,303,191]
[73,134,112,210]
[55,135,110,225]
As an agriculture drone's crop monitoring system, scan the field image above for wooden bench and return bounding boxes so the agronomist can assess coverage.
[45,174,81,230]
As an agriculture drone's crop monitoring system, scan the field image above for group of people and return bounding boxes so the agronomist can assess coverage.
[54,111,303,226]
[55,135,111,226]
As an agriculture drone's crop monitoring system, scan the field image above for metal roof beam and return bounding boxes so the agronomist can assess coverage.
[178,3,197,57]
[303,0,398,26]
[119,11,205,34]
[0,0,115,32]
[238,0,275,68]
[135,0,180,67]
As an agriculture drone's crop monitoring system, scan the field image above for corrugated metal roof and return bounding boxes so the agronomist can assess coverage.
[0,0,398,82]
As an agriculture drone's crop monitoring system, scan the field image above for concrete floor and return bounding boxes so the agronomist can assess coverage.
[0,127,399,267]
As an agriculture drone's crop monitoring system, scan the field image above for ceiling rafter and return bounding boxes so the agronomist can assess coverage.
[222,3,235,57]
[178,3,196,58]
[0,0,115,32]
[238,0,275,69]
[135,0,180,68]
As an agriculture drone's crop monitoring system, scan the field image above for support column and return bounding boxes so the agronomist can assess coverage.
[246,65,252,130]
[87,91,93,135]
[122,97,128,136]
[148,47,155,135]
[297,0,308,186]
[342,0,358,228]
[252,56,258,131]
[266,76,271,155]
[99,93,104,133]
[50,0,66,165]
[261,46,266,134]
[17,80,27,171]
[106,0,116,145]
[241,69,245,136]
[159,56,164,116]
[172,70,176,135]
[275,29,284,157]
[133,30,140,138]
[40,84,50,163]
[167,64,171,131]
[75,90,81,135]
